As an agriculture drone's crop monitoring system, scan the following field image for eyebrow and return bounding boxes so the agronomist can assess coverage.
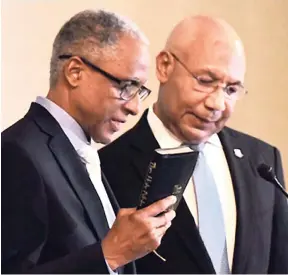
[198,70,244,87]
[111,74,141,84]
[124,78,142,85]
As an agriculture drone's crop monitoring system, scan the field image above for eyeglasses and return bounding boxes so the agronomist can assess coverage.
[169,52,247,100]
[59,54,151,101]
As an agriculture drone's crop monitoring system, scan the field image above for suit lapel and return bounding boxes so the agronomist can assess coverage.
[49,136,110,240]
[128,111,160,182]
[100,174,134,275]
[219,128,255,274]
[28,103,109,240]
[102,172,120,214]
[169,199,215,273]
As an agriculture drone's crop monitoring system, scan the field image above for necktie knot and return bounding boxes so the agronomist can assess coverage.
[182,143,205,152]
[77,146,100,165]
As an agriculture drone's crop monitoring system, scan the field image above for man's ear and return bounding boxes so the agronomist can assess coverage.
[63,57,83,88]
[156,51,175,83]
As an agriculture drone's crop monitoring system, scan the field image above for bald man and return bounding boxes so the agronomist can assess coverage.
[99,16,288,274]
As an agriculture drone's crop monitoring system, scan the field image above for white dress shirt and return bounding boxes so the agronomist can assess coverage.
[35,96,116,274]
[147,106,237,269]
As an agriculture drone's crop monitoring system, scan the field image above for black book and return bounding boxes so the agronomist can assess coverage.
[137,146,199,210]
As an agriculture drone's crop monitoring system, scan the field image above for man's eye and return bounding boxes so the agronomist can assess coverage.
[226,85,238,95]
[120,83,137,96]
[119,81,132,91]
[197,77,217,85]
[120,83,130,90]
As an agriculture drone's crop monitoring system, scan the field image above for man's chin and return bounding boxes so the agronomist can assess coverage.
[94,131,117,145]
[182,128,214,144]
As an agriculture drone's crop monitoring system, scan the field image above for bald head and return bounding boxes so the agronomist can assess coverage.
[165,15,244,51]
[165,15,246,78]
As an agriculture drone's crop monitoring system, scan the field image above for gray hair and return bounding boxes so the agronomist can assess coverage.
[49,9,149,88]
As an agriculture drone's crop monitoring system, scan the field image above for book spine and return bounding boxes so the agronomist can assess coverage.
[138,160,157,208]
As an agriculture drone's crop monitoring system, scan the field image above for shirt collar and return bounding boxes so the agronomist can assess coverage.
[147,105,222,149]
[147,106,183,149]
[208,131,222,148]
[35,96,90,150]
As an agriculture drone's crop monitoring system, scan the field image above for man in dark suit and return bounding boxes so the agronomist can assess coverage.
[2,10,177,274]
[99,15,288,273]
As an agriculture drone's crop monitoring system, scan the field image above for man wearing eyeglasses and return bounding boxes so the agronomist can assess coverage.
[99,15,288,273]
[2,10,177,274]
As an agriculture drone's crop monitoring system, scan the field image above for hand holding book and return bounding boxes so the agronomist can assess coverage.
[138,145,199,211]
[137,145,199,261]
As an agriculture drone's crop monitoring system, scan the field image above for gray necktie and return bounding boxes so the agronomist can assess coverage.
[193,148,230,274]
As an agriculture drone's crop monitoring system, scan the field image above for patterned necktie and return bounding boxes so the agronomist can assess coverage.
[193,148,230,274]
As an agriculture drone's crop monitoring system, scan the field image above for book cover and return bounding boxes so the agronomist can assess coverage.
[137,146,199,210]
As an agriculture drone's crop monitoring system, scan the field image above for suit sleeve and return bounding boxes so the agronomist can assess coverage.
[268,147,288,274]
[1,141,109,274]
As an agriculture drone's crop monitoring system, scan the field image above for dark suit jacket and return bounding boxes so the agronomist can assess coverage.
[99,109,288,274]
[1,103,136,274]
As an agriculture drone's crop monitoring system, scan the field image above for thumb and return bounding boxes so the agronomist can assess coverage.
[117,207,137,217]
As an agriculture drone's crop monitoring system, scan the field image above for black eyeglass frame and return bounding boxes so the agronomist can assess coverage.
[59,54,151,101]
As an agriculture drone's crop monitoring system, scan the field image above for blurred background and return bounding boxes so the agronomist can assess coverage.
[2,0,288,183]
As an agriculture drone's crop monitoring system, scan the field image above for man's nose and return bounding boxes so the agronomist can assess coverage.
[204,86,226,112]
[123,93,141,116]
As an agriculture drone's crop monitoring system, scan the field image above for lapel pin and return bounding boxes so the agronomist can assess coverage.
[234,148,244,158]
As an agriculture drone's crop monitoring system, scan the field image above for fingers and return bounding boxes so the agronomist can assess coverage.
[117,207,137,217]
[143,220,173,252]
[139,195,177,217]
[155,221,172,237]
[140,211,175,252]
[102,202,176,269]
[152,210,176,228]
[116,200,176,235]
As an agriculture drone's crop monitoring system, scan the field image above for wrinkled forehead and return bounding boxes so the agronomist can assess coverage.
[184,38,246,82]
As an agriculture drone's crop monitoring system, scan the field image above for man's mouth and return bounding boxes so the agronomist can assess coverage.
[110,119,126,132]
[192,112,218,124]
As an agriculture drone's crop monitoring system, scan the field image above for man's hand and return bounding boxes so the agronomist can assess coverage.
[101,195,177,270]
